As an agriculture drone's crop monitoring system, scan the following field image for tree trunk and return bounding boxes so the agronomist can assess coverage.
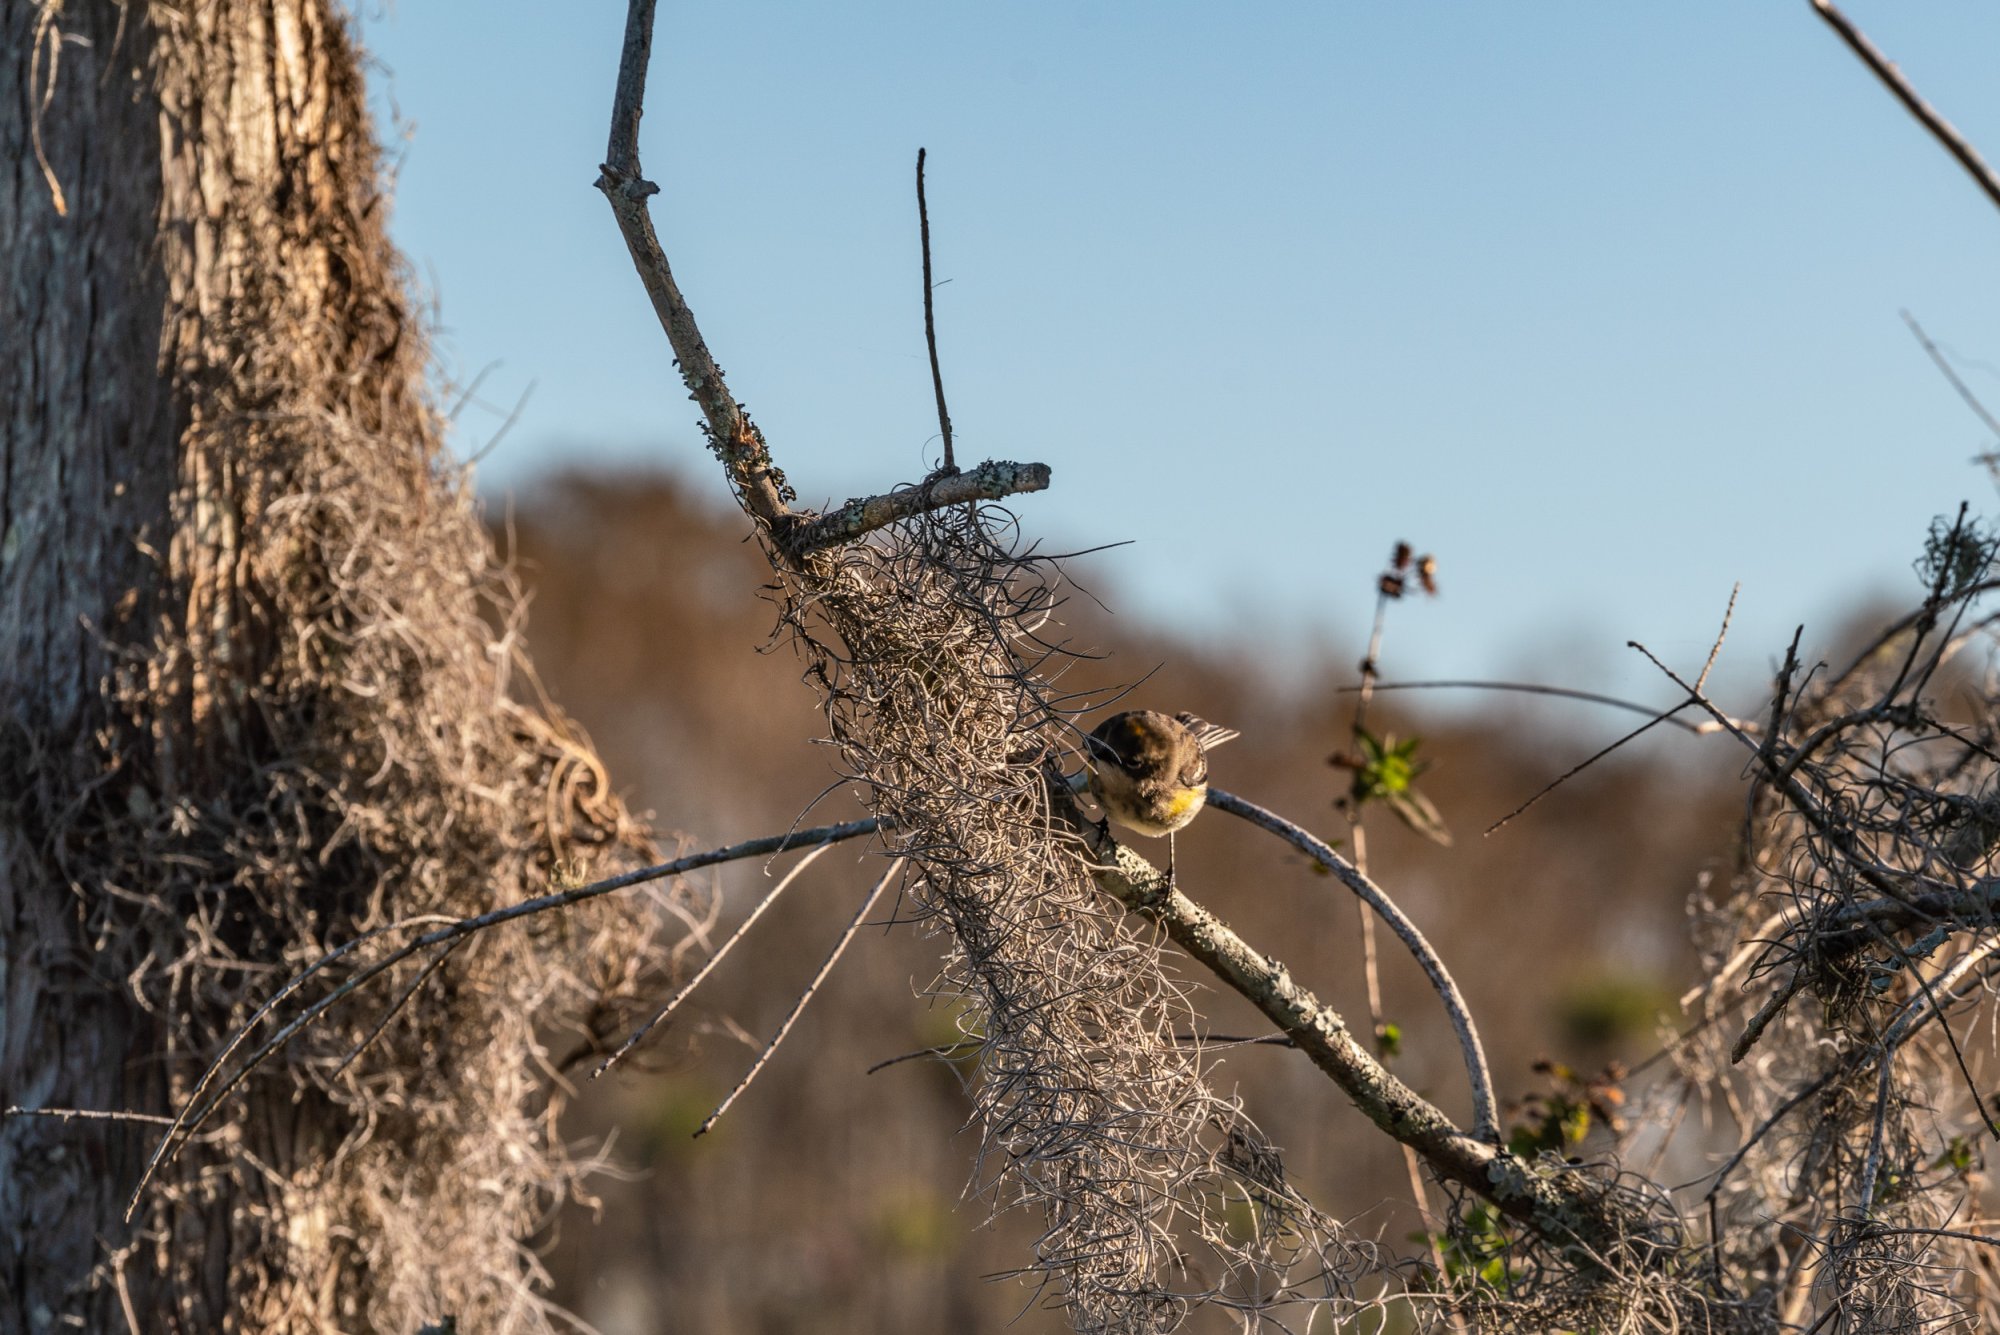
[2,3,660,1328]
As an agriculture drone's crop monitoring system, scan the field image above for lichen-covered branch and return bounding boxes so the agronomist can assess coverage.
[785,460,1052,556]
[595,2,1051,564]
[1068,806,1638,1252]
[595,0,793,536]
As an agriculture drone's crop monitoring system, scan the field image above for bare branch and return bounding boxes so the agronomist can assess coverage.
[784,459,1052,557]
[595,0,793,535]
[3,1106,177,1127]
[1810,0,2000,214]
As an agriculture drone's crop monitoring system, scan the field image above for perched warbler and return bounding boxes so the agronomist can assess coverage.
[1084,709,1240,878]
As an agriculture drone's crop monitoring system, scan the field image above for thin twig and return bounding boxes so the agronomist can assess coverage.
[1696,583,1740,694]
[1350,826,1386,1051]
[1350,680,1725,734]
[1810,0,2000,215]
[695,857,903,1136]
[595,839,843,1077]
[333,937,467,1075]
[1731,968,1811,1065]
[3,1106,177,1127]
[1485,705,1694,837]
[1204,787,1500,1144]
[1348,584,1393,1054]
[1490,586,1742,834]
[917,148,953,471]
[464,377,538,466]
[1902,310,2000,441]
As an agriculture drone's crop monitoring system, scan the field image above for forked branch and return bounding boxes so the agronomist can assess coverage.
[1205,786,1499,1143]
[593,0,1049,560]
[1066,800,1638,1250]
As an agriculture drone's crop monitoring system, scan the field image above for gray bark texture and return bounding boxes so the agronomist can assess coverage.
[1,3,665,1329]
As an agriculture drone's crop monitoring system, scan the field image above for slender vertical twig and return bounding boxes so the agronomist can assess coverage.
[1349,583,1394,1048]
[917,148,954,471]
[1342,579,1461,1323]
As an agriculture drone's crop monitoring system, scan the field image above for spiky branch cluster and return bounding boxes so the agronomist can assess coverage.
[1664,514,2000,1334]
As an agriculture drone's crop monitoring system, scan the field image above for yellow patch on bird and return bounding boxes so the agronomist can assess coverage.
[1164,788,1204,823]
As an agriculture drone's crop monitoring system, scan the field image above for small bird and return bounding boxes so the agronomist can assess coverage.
[1084,709,1240,881]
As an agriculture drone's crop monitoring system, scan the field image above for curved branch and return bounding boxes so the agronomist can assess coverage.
[1205,787,1499,1144]
[1068,805,1629,1248]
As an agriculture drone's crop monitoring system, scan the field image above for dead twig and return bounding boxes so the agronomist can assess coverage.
[917,148,954,470]
[784,460,1051,557]
[695,857,904,1135]
[1810,0,2000,215]
[1902,310,2000,442]
[595,839,845,1077]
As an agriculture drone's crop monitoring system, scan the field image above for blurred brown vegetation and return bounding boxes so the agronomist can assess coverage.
[502,469,1745,1333]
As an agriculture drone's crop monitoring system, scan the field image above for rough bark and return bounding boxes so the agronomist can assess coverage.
[2,3,663,1328]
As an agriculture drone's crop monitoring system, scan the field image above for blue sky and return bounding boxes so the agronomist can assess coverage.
[355,3,2000,717]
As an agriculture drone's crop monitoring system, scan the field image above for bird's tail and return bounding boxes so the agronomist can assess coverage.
[1174,712,1240,752]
